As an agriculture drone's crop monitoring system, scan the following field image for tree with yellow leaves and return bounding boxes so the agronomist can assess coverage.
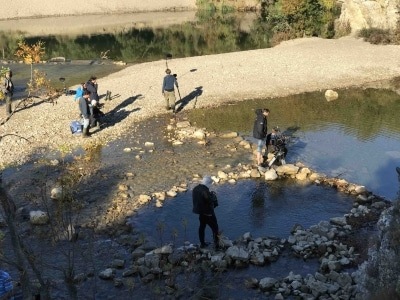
[14,39,56,100]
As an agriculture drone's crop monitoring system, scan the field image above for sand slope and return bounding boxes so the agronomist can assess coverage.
[0,0,197,20]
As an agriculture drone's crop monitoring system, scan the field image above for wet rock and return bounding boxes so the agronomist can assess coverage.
[50,186,63,200]
[73,273,86,284]
[309,172,322,181]
[154,245,173,255]
[259,277,277,291]
[99,268,114,280]
[153,192,166,200]
[244,277,259,289]
[226,246,249,261]
[250,168,261,178]
[330,217,347,226]
[122,267,138,277]
[138,194,151,204]
[217,170,228,180]
[166,190,177,197]
[220,131,238,138]
[131,248,145,259]
[29,210,49,225]
[276,164,299,176]
[118,184,129,191]
[264,168,278,180]
[111,259,125,269]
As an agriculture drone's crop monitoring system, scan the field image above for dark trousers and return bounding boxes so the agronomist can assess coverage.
[199,214,219,245]
[5,95,12,116]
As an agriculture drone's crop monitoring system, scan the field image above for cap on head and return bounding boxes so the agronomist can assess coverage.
[165,69,171,74]
[201,175,212,187]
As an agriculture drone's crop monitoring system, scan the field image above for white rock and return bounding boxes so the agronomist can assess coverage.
[217,171,228,179]
[193,129,206,140]
[50,186,63,200]
[138,194,151,204]
[265,169,278,181]
[325,89,339,101]
[166,190,177,197]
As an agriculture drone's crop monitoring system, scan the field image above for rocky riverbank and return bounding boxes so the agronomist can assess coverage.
[9,118,391,299]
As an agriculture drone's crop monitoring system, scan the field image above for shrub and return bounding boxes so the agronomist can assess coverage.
[358,28,392,45]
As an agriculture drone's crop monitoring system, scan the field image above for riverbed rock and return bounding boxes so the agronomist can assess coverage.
[276,164,299,176]
[264,168,278,181]
[226,246,249,261]
[138,194,151,204]
[259,277,277,291]
[325,89,339,101]
[99,268,115,280]
[193,129,206,140]
[50,186,63,200]
[29,210,49,225]
[220,131,238,138]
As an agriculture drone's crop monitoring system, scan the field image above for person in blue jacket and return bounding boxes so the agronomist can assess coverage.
[0,269,13,299]
[162,68,179,113]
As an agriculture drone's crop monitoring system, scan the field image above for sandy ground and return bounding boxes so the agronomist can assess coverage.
[1,36,400,167]
[0,0,197,20]
[0,11,198,36]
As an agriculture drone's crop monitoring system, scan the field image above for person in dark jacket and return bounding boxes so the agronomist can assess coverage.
[1,70,14,116]
[162,68,179,113]
[252,108,270,166]
[192,176,220,250]
[78,91,91,138]
[86,76,99,105]
[85,76,102,129]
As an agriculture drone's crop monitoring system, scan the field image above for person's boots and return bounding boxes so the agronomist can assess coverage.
[82,127,90,138]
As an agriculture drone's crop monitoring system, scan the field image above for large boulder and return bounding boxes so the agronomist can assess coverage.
[337,0,398,34]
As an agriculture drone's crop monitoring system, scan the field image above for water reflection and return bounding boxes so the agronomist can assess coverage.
[187,86,400,200]
[131,180,354,243]
[0,7,338,63]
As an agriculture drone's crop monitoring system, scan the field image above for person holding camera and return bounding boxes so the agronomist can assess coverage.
[1,70,14,117]
[192,176,220,250]
[162,68,178,113]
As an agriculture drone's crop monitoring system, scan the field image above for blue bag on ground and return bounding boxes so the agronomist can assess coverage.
[70,121,83,134]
